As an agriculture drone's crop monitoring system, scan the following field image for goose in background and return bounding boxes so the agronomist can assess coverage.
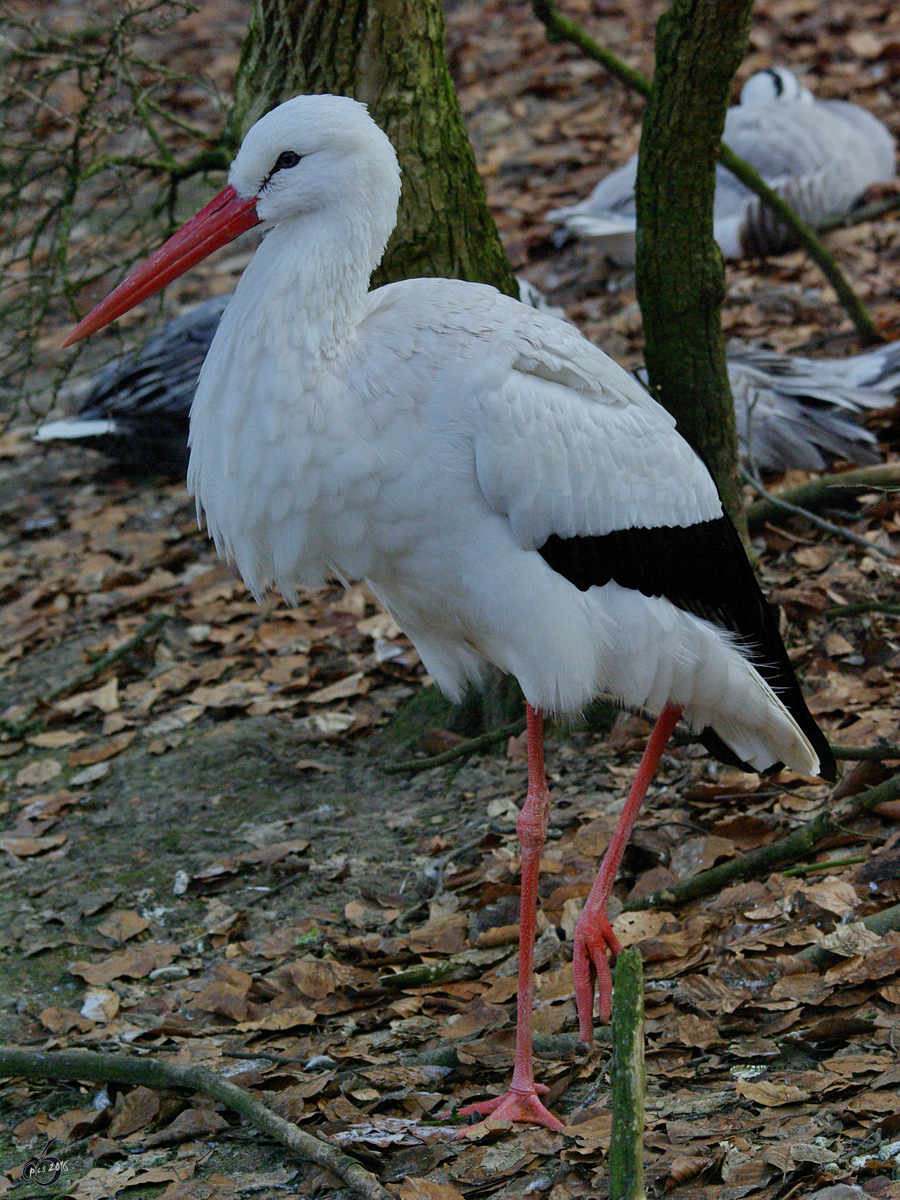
[548,67,896,265]
[36,288,898,475]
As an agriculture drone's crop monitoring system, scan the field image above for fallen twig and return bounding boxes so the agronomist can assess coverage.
[798,901,900,969]
[820,192,900,233]
[746,464,900,535]
[388,832,491,929]
[0,1046,392,1200]
[741,467,893,556]
[623,769,900,913]
[831,742,900,761]
[529,0,880,342]
[782,855,867,876]
[383,718,525,775]
[826,602,900,619]
[381,959,480,988]
[609,947,647,1200]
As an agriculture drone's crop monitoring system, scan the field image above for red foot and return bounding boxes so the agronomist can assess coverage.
[573,908,622,1041]
[457,1084,565,1132]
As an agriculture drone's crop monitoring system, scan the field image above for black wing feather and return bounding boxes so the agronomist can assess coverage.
[538,515,835,780]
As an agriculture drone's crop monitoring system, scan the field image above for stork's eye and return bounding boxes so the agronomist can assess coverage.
[273,150,302,172]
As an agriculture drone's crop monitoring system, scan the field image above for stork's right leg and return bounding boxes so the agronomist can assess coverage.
[573,702,682,1042]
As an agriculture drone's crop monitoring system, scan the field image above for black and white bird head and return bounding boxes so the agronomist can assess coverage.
[739,67,814,106]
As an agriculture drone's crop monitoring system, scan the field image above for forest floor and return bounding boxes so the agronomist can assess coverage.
[2,1,900,1198]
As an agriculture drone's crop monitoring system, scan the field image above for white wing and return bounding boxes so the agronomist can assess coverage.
[356,280,723,549]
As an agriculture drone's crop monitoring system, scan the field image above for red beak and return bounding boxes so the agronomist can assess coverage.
[62,185,261,347]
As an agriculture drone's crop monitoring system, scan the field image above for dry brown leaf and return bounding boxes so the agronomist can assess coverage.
[306,671,368,704]
[437,998,509,1039]
[142,1108,230,1146]
[277,957,356,1000]
[797,878,860,918]
[96,909,151,942]
[671,1013,720,1049]
[846,1089,900,1116]
[192,966,252,1020]
[664,1155,712,1190]
[26,730,85,749]
[399,1177,465,1200]
[14,1105,105,1145]
[109,1086,161,1138]
[669,835,736,878]
[54,676,120,716]
[38,1005,94,1035]
[235,1003,318,1031]
[68,943,180,985]
[612,910,668,948]
[14,759,63,788]
[0,833,66,857]
[80,987,120,1023]
[408,913,468,954]
[68,730,136,767]
[734,1078,812,1106]
[564,1110,613,1152]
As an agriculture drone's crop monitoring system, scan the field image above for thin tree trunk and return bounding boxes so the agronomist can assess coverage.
[230,0,519,296]
[635,0,754,536]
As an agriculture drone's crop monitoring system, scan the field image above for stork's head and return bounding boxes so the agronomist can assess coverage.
[63,94,401,346]
[229,94,400,230]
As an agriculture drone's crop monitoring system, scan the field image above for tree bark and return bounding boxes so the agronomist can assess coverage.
[635,0,754,535]
[609,947,647,1200]
[230,0,519,296]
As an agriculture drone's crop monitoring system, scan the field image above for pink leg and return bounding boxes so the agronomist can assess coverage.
[457,704,565,1132]
[573,702,682,1044]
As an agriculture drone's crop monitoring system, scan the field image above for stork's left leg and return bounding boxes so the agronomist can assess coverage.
[572,701,682,1044]
[457,703,565,1131]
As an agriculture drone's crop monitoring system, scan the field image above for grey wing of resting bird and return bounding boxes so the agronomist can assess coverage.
[35,296,229,474]
[548,67,896,265]
[37,284,897,475]
[722,341,899,472]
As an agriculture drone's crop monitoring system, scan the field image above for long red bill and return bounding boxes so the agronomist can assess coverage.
[62,185,261,347]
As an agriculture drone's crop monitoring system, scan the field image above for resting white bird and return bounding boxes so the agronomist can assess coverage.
[39,289,896,474]
[63,94,835,1130]
[549,67,897,265]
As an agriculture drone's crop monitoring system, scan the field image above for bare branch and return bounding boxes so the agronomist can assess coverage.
[0,1046,392,1200]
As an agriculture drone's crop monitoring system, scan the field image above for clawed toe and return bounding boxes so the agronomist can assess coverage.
[573,912,622,1041]
[456,1086,565,1132]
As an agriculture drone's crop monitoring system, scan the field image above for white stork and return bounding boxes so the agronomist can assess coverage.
[64,94,835,1130]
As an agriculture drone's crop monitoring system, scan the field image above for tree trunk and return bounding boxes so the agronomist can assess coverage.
[230,0,519,296]
[634,0,753,535]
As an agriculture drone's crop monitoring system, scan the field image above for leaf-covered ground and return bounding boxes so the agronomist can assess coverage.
[2,1,900,1198]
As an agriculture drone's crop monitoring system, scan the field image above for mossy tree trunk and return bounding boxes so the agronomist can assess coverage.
[635,0,754,536]
[230,0,519,297]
